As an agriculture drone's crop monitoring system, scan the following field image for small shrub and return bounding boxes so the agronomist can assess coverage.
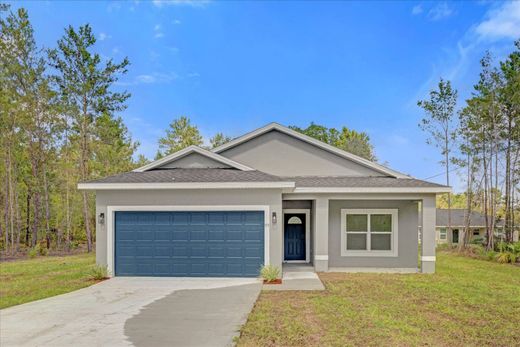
[470,237,485,245]
[38,245,49,256]
[28,245,39,259]
[69,240,80,250]
[260,265,280,282]
[485,250,497,261]
[89,265,109,280]
[495,252,516,264]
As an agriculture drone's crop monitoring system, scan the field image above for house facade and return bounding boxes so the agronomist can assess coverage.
[435,209,516,244]
[79,123,450,277]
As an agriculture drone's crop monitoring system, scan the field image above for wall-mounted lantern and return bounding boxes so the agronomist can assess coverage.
[98,213,105,225]
[272,212,277,224]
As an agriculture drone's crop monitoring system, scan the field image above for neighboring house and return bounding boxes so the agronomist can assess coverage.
[436,209,517,244]
[78,123,450,277]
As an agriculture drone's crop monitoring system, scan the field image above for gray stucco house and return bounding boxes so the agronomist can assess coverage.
[79,123,450,277]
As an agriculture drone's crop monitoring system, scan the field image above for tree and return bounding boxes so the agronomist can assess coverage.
[49,24,130,252]
[158,116,203,155]
[498,40,520,243]
[290,122,376,161]
[418,78,458,244]
[209,132,231,149]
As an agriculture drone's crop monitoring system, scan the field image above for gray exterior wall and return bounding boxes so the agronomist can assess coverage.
[95,189,283,271]
[158,152,232,169]
[219,130,385,177]
[328,200,419,269]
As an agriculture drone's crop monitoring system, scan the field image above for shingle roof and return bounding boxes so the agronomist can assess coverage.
[285,176,447,188]
[436,209,504,227]
[84,170,448,190]
[85,168,286,184]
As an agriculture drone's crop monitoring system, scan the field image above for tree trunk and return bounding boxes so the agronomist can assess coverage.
[43,163,51,249]
[445,131,452,247]
[81,100,92,253]
[25,192,30,246]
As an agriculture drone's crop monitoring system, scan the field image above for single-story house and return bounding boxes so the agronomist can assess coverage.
[436,209,518,243]
[78,122,450,277]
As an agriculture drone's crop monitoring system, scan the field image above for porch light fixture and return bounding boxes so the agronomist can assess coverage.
[98,213,105,225]
[272,212,277,224]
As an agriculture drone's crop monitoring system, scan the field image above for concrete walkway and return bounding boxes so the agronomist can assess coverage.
[0,277,262,347]
[263,264,325,291]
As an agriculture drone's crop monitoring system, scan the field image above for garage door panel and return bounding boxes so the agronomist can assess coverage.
[115,211,264,277]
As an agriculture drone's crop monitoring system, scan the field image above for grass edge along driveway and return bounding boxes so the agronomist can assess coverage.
[238,252,520,347]
[0,253,97,309]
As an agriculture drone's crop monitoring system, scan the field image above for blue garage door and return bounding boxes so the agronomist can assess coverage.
[115,211,264,277]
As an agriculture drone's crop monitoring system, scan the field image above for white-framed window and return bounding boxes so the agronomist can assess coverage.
[340,209,398,257]
[439,228,447,240]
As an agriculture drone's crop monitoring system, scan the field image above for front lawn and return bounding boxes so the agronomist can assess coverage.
[238,252,520,346]
[0,253,97,309]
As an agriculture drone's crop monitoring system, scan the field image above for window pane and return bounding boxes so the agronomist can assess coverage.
[371,234,391,250]
[347,233,367,250]
[346,214,367,232]
[371,214,392,232]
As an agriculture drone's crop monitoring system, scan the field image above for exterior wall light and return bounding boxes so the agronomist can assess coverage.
[272,212,277,224]
[98,213,105,225]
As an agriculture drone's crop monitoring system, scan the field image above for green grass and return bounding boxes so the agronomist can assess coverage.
[238,252,520,347]
[0,253,98,309]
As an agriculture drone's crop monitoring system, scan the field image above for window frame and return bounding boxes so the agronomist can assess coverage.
[340,209,398,257]
[439,228,447,240]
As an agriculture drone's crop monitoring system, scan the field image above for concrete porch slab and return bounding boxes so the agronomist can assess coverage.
[263,265,325,291]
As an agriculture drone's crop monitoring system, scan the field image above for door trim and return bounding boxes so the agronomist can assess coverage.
[282,209,310,263]
[106,205,270,277]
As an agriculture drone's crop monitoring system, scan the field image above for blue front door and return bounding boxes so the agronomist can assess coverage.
[284,213,306,261]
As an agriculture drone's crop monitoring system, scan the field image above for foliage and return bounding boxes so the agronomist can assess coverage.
[27,245,39,259]
[290,122,376,161]
[89,265,109,280]
[0,253,96,309]
[260,265,281,281]
[157,116,203,157]
[239,252,520,347]
[0,7,141,254]
[209,132,232,148]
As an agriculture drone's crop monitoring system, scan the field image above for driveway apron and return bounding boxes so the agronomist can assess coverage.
[0,277,261,347]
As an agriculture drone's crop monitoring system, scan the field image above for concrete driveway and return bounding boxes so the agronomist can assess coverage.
[0,277,262,347]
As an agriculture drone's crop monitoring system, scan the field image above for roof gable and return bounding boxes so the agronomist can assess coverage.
[133,146,254,172]
[213,123,409,178]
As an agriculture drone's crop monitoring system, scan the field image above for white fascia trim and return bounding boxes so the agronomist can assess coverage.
[105,205,270,277]
[421,256,436,262]
[78,181,296,190]
[133,145,254,172]
[293,187,451,193]
[212,122,410,179]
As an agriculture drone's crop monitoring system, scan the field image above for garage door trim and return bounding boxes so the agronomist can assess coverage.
[105,205,270,277]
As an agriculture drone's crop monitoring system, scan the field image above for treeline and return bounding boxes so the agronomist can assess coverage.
[418,41,520,249]
[0,6,141,254]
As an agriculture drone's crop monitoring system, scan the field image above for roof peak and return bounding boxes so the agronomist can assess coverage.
[212,122,411,179]
[133,145,254,172]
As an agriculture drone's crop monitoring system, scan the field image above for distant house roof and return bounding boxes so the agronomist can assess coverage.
[436,209,504,227]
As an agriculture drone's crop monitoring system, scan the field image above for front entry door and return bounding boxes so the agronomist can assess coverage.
[452,229,459,243]
[284,213,306,261]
